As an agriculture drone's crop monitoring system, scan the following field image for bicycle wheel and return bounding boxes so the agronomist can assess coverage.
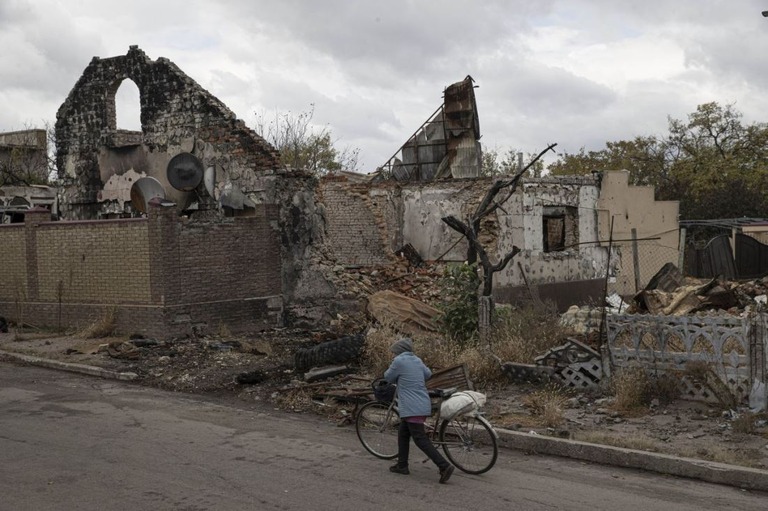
[439,414,498,474]
[356,401,400,459]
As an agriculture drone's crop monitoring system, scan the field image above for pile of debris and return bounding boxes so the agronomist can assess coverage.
[630,263,768,316]
[318,243,446,307]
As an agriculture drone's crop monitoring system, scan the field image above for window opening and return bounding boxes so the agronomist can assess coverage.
[543,205,578,252]
[113,79,141,131]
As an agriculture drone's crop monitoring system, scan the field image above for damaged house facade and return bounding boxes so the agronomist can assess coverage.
[0,47,682,356]
[0,46,330,337]
[0,129,57,223]
[6,46,759,409]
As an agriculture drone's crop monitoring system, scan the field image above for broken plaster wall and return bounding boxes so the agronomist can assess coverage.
[597,170,680,296]
[54,46,281,219]
[400,175,611,309]
[317,174,613,310]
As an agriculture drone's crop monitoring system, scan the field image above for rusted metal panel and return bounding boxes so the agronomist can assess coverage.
[378,76,480,181]
[687,234,737,279]
[736,233,768,279]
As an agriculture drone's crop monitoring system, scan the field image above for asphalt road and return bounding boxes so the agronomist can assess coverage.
[1,363,766,511]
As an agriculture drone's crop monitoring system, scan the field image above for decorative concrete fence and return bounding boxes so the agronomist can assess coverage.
[606,312,768,405]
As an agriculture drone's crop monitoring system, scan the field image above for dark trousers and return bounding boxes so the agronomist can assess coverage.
[397,419,450,470]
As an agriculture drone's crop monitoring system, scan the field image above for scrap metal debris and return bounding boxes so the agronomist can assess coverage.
[630,263,765,315]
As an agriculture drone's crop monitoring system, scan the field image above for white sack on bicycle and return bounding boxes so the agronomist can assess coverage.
[440,391,487,421]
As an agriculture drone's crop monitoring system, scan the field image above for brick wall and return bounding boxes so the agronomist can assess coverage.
[0,224,27,300]
[0,203,283,338]
[147,202,283,333]
[35,218,150,303]
[318,179,395,266]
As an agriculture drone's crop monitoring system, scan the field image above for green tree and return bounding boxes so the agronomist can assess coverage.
[481,147,544,177]
[254,105,360,175]
[548,102,768,220]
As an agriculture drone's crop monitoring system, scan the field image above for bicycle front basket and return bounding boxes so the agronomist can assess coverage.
[372,378,396,403]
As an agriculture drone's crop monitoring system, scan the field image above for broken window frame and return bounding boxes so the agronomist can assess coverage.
[542,205,578,253]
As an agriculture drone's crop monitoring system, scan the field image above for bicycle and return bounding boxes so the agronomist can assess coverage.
[355,383,498,475]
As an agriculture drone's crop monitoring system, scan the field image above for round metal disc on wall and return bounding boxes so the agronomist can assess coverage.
[204,166,216,197]
[130,176,166,213]
[167,152,204,191]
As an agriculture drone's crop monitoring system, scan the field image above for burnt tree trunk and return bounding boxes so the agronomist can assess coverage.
[441,143,557,337]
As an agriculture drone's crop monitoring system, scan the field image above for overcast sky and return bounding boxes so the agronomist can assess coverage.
[3,0,768,172]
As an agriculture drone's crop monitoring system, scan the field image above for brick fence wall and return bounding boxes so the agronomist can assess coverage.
[0,203,283,338]
[0,225,27,300]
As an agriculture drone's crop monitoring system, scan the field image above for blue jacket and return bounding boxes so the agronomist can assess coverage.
[384,352,432,418]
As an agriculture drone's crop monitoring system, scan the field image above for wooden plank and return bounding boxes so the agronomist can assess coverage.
[426,363,473,391]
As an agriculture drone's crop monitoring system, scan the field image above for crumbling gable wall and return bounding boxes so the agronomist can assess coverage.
[597,170,680,295]
[55,45,281,219]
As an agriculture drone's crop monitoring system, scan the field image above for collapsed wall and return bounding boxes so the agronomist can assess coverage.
[315,174,612,310]
[0,46,350,336]
[54,45,281,219]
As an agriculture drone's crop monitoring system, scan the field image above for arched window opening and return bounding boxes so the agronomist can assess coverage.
[114,79,141,131]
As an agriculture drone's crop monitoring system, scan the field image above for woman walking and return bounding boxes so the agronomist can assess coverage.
[384,337,454,484]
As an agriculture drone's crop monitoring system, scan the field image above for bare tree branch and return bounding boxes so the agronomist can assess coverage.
[441,143,556,300]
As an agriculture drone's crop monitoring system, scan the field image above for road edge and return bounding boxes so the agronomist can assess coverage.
[0,350,138,381]
[496,427,768,492]
[3,349,767,492]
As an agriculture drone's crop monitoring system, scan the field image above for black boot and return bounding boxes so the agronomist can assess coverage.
[389,464,410,475]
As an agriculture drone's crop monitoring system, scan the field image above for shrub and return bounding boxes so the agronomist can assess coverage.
[437,263,480,345]
[521,385,567,427]
[611,366,650,412]
[78,305,118,339]
[487,300,569,364]
[363,298,574,389]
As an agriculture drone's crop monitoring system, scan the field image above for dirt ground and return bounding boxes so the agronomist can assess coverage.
[2,329,768,471]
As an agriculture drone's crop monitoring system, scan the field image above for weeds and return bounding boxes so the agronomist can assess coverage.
[13,278,26,341]
[611,366,650,412]
[486,300,570,364]
[610,366,682,412]
[363,300,570,388]
[732,411,756,435]
[78,305,117,339]
[521,385,567,427]
[437,263,480,345]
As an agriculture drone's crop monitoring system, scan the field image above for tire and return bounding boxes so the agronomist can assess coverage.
[294,333,365,372]
[355,401,400,460]
[439,414,498,474]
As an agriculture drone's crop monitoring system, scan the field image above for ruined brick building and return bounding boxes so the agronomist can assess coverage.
[1,46,335,336]
[0,46,679,338]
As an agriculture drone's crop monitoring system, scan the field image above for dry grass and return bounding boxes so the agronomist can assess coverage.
[361,301,572,389]
[78,306,117,339]
[521,385,568,427]
[487,301,572,365]
[611,366,650,412]
[675,444,762,468]
[731,411,761,435]
[574,431,660,452]
[273,387,345,418]
[216,322,232,338]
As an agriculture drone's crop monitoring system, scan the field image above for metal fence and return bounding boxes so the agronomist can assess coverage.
[608,239,681,298]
